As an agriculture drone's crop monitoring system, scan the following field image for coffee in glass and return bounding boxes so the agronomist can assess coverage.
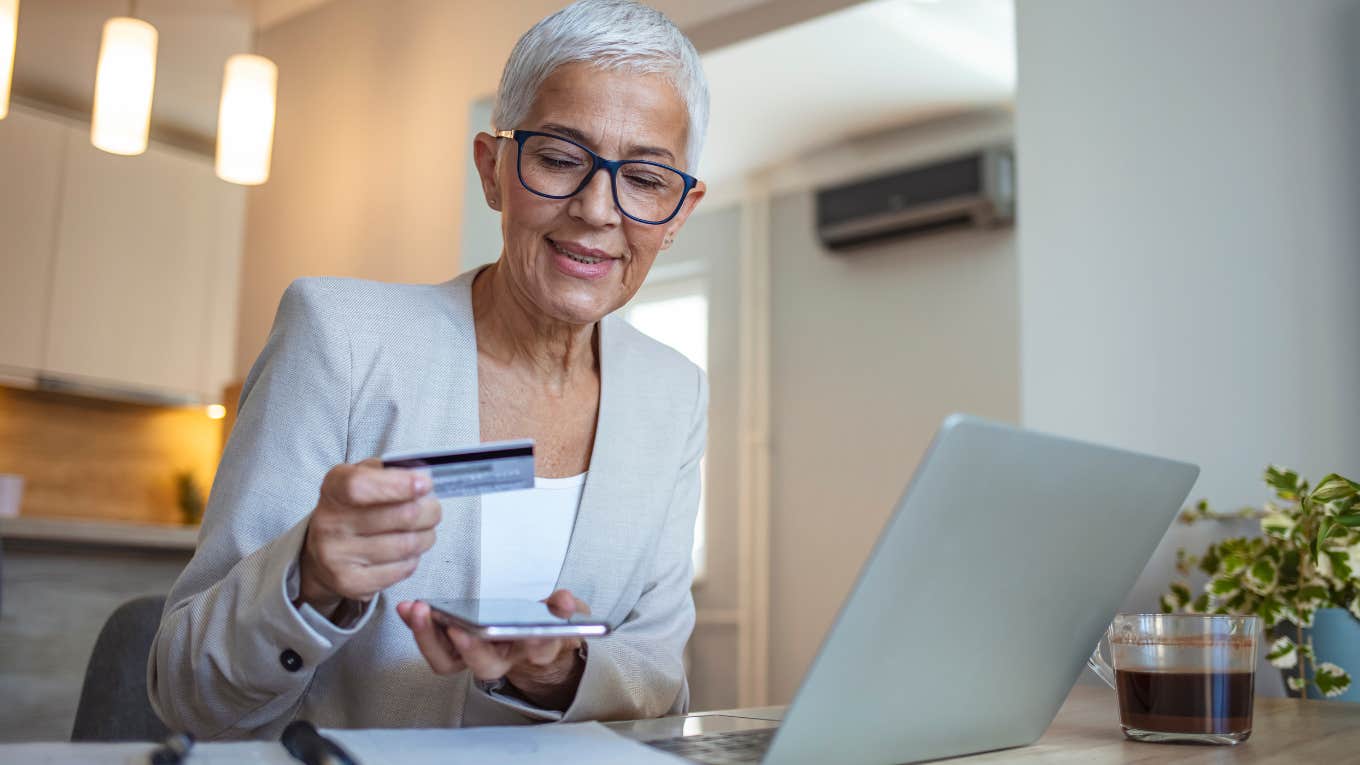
[1088,613,1260,744]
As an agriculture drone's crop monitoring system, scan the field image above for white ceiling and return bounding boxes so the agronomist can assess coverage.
[8,0,1014,177]
[698,0,1016,186]
[5,0,813,144]
[12,0,252,141]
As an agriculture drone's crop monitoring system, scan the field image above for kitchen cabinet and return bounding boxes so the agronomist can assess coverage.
[0,109,65,375]
[7,107,246,402]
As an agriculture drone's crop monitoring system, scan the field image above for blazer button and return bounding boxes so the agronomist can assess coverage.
[280,649,304,672]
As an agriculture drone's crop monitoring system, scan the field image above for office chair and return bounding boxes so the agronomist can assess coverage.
[70,595,171,742]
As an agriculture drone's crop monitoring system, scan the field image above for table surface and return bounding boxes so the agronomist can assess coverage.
[4,684,1357,763]
[610,684,1360,763]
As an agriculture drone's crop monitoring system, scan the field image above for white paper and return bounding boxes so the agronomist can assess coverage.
[328,721,686,765]
[0,723,684,765]
[0,741,294,765]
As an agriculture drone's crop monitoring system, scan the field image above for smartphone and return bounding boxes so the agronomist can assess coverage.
[423,598,612,640]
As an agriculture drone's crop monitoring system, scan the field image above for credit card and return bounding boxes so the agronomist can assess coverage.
[381,439,534,499]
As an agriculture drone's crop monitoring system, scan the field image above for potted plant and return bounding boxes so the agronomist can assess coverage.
[175,469,205,527]
[1161,466,1360,700]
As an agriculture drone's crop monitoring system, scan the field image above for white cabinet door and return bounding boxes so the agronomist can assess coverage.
[197,181,245,402]
[0,109,65,373]
[44,135,215,396]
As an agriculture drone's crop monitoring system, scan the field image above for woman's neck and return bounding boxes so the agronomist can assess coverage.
[470,262,597,390]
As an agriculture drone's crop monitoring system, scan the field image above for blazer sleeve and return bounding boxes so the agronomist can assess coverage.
[471,365,708,723]
[147,279,378,740]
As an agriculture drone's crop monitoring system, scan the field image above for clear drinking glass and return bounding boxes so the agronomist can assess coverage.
[1087,613,1260,745]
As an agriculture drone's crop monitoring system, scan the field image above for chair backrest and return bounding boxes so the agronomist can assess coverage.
[70,595,171,742]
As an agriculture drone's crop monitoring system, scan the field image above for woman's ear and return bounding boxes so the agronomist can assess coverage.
[472,132,504,211]
[661,179,706,249]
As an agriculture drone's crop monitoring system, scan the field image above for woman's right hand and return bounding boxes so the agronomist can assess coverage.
[297,458,441,618]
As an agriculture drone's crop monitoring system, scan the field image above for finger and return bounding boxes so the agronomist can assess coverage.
[324,461,431,506]
[354,529,436,565]
[342,557,421,598]
[350,496,442,536]
[406,602,466,675]
[448,628,514,682]
[543,589,589,617]
[521,638,568,666]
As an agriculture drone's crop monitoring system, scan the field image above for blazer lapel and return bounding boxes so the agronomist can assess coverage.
[419,269,484,599]
[554,315,650,620]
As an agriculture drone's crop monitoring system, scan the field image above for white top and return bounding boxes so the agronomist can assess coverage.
[478,472,587,601]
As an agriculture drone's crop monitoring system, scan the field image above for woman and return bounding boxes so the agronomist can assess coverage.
[148,0,708,739]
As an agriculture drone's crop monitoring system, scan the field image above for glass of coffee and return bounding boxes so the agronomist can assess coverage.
[1087,613,1260,745]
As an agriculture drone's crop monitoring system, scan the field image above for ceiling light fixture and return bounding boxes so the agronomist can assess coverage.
[215,4,276,185]
[0,0,19,120]
[91,1,158,155]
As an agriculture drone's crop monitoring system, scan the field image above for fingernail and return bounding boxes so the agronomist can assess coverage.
[413,474,431,494]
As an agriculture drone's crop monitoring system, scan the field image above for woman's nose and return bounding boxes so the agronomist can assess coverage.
[568,166,621,227]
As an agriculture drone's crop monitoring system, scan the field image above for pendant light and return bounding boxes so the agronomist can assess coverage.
[215,6,276,186]
[215,53,276,185]
[0,0,18,120]
[91,1,157,156]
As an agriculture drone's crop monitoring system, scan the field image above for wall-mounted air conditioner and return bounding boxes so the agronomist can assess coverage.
[815,146,1014,251]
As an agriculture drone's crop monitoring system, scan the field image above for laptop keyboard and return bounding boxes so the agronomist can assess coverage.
[646,728,776,764]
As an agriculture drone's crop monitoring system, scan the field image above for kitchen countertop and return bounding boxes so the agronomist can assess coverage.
[0,515,198,551]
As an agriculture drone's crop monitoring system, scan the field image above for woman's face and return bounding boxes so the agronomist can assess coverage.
[474,62,705,326]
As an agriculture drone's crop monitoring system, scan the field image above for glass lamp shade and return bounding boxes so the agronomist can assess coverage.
[0,0,18,120]
[91,17,158,155]
[215,53,277,185]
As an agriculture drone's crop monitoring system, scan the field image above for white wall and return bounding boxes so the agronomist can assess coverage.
[1016,0,1360,692]
[764,111,1019,704]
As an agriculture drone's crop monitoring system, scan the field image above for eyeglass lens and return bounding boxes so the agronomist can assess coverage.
[519,134,685,223]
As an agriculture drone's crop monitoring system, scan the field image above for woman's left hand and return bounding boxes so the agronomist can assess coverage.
[396,590,589,711]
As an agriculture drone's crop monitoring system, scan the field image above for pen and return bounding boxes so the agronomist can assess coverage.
[281,720,359,765]
[149,732,194,765]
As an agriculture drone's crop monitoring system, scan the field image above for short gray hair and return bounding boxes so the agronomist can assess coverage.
[492,0,709,172]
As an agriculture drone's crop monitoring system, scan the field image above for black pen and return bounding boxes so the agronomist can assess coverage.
[281,720,359,765]
[149,732,194,765]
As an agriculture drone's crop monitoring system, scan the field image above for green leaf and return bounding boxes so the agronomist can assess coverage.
[1266,465,1303,500]
[1197,546,1221,576]
[1350,594,1360,621]
[1322,550,1352,582]
[1210,576,1240,596]
[1316,518,1334,563]
[1314,662,1353,698]
[1287,676,1308,692]
[1168,582,1192,608]
[1191,593,1211,613]
[1312,475,1360,503]
[1296,605,1318,628]
[1221,553,1249,575]
[1261,512,1295,539]
[1158,595,1175,613]
[1245,558,1278,594]
[1257,595,1288,628]
[1298,583,1330,607]
[1267,635,1298,668]
[1334,515,1360,528]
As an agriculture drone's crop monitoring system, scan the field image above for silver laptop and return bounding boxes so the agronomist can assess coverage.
[640,414,1199,764]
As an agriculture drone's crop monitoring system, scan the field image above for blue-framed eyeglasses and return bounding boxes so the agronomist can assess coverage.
[495,129,699,225]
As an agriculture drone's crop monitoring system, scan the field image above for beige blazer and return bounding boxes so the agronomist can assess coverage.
[148,267,707,739]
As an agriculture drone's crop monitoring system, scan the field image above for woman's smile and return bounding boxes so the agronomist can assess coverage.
[547,236,618,281]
